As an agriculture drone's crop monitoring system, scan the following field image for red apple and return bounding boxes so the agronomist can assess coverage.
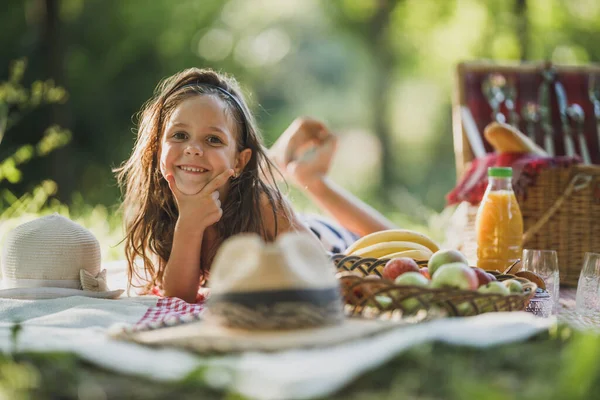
[470,267,493,287]
[419,267,431,280]
[356,275,383,298]
[486,273,498,282]
[382,257,420,281]
[430,263,478,290]
[337,271,364,299]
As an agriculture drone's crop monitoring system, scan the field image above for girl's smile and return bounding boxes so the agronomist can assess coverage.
[178,165,209,174]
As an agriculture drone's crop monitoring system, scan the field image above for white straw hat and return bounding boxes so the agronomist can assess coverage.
[113,232,398,352]
[0,214,123,300]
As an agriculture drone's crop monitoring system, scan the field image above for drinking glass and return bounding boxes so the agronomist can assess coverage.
[522,249,560,314]
[576,253,600,316]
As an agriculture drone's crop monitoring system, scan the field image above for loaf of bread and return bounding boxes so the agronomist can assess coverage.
[483,122,549,156]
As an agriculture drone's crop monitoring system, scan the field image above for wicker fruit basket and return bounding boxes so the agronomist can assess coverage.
[332,254,537,318]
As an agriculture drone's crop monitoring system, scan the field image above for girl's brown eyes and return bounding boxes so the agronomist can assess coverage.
[170,132,223,145]
[207,136,224,145]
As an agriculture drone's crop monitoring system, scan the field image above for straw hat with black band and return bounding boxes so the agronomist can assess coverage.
[112,232,401,353]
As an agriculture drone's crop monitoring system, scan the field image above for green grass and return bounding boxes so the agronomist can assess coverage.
[2,325,599,400]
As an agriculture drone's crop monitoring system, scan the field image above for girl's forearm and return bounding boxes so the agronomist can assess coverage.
[303,177,396,237]
[162,222,204,303]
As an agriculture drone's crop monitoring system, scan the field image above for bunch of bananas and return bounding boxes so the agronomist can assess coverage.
[344,229,439,261]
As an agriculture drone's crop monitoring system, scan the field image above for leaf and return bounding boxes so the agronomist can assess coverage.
[0,159,22,184]
[12,145,34,165]
[8,58,26,84]
[36,126,72,156]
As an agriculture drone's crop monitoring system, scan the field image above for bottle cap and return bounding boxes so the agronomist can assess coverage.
[488,167,512,178]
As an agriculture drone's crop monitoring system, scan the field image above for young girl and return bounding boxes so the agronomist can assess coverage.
[117,68,395,303]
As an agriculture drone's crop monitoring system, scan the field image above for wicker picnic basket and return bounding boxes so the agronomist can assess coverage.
[452,62,600,286]
[332,254,536,318]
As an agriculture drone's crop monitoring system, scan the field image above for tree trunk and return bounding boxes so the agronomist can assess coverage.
[515,0,529,61]
[368,0,396,203]
[39,0,74,200]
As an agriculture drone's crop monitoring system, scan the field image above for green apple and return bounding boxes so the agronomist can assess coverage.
[393,272,430,314]
[373,295,393,310]
[503,279,524,294]
[428,249,469,277]
[477,281,510,295]
[430,262,478,290]
[456,301,476,316]
[394,271,430,286]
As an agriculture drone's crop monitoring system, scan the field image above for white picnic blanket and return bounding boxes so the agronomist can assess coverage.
[0,260,555,400]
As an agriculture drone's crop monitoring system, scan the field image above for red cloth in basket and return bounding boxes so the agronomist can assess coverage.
[446,153,582,206]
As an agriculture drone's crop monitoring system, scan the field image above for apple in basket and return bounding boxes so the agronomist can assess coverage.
[470,266,493,287]
[394,271,430,286]
[428,249,469,277]
[477,281,510,295]
[503,279,524,294]
[430,263,478,291]
[394,271,430,313]
[382,257,420,280]
[347,274,383,300]
[336,271,364,298]
[475,281,510,313]
[487,273,498,282]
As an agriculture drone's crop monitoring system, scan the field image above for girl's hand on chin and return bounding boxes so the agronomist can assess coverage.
[166,169,234,232]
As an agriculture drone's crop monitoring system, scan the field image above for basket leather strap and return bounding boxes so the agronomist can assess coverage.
[523,173,593,244]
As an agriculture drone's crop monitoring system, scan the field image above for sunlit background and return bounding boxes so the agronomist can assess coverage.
[1,0,599,259]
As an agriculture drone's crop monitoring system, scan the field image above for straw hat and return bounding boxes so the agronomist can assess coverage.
[113,232,398,352]
[0,214,123,300]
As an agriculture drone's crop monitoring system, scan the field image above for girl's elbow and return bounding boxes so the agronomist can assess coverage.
[163,286,198,304]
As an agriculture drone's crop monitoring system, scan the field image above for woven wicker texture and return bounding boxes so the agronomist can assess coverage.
[521,164,600,286]
[334,255,428,277]
[1,214,101,281]
[332,255,536,318]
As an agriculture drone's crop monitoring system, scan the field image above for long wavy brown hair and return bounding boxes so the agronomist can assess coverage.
[115,68,291,292]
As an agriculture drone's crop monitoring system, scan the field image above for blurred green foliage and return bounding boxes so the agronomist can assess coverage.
[0,57,123,261]
[1,325,600,399]
[1,0,599,241]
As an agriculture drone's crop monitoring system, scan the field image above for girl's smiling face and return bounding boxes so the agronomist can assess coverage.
[159,95,250,195]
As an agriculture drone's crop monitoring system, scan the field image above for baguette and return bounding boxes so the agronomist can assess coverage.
[484,122,549,156]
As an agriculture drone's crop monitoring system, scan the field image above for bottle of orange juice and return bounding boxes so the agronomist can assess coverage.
[475,167,523,272]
